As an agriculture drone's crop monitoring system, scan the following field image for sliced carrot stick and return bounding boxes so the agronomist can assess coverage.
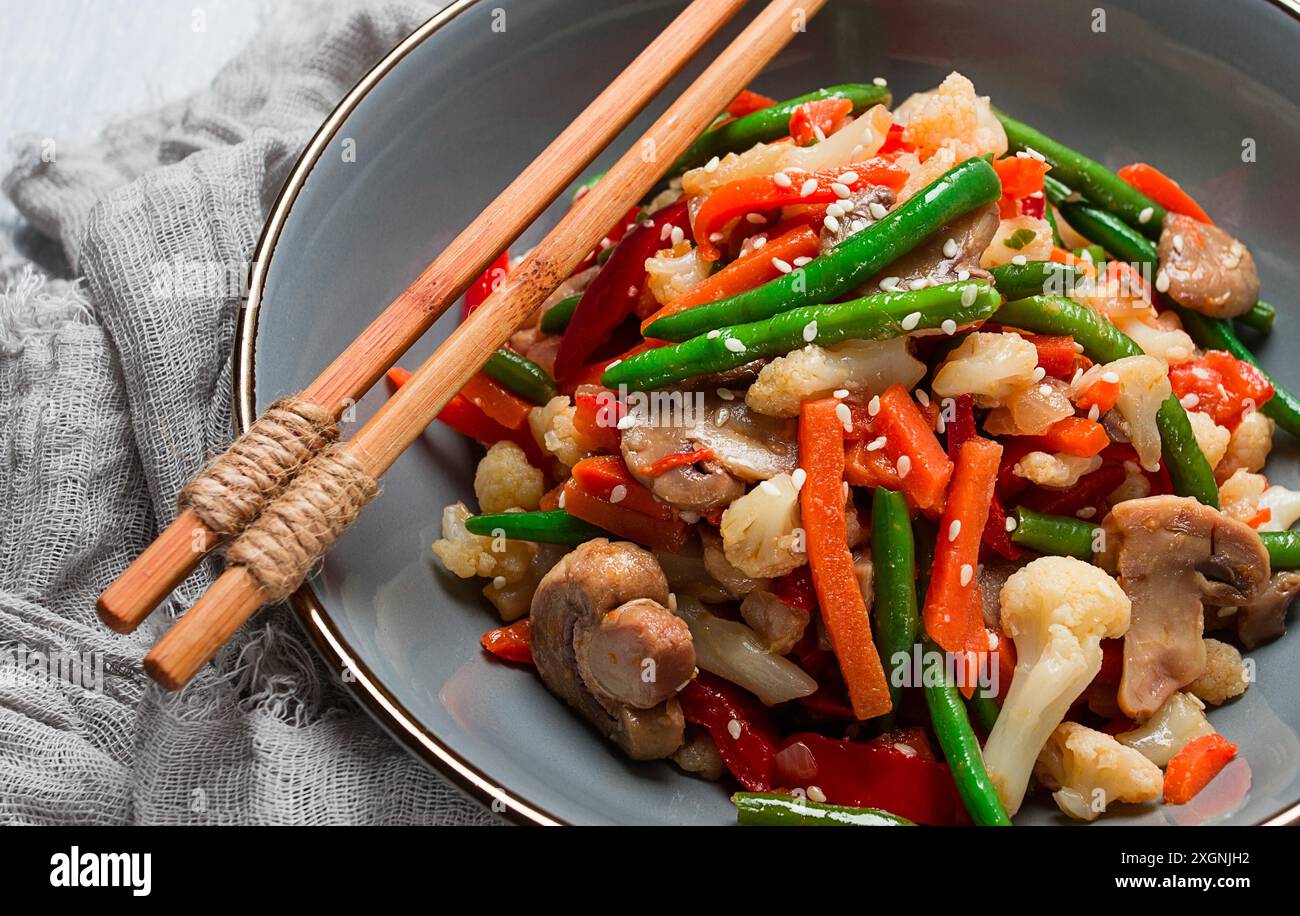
[386,366,413,388]
[1117,163,1213,224]
[873,384,953,514]
[569,455,676,521]
[642,448,716,477]
[460,372,534,429]
[1163,733,1238,805]
[799,398,891,720]
[923,437,1002,656]
[1027,416,1110,458]
[1075,377,1120,414]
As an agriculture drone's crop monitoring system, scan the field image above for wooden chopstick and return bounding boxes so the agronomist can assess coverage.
[144,0,829,689]
[96,0,749,635]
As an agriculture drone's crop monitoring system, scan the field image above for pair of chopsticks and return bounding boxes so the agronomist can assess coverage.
[100,0,829,688]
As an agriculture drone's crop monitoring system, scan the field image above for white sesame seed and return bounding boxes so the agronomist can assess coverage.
[660,223,673,241]
[868,202,889,220]
[746,212,766,225]
[670,226,685,246]
[704,155,721,173]
[1173,234,1184,254]
[609,484,628,504]
[873,76,888,87]
[936,413,946,433]
[1076,506,1097,519]
[841,171,859,184]
[606,359,623,370]
[880,276,902,292]
[831,182,852,199]
[956,269,971,281]
[707,329,721,339]
[1038,384,1053,397]
[866,435,887,452]
[1088,403,1101,421]
[717,387,735,401]
[493,576,507,590]
[1005,515,1018,532]
[773,171,793,188]
[987,631,1000,650]
[752,235,768,250]
[942,319,958,336]
[616,414,636,430]
[1011,254,1028,266]
[915,389,930,408]
[558,490,566,508]
[627,285,638,297]
[1155,270,1170,293]
[709,232,725,243]
[800,178,818,197]
[836,402,854,432]
[901,311,921,331]
[1139,207,1154,224]
[727,719,742,740]
[793,256,812,267]
[1181,393,1200,409]
[792,468,808,489]
[948,520,962,541]
[1101,371,1120,384]
[959,563,973,587]
[851,219,868,233]
[802,320,818,342]
[772,257,793,274]
[724,337,747,353]
[960,285,978,307]
[897,455,912,479]
[833,388,850,399]
[807,784,828,803]
[813,125,827,143]
[1032,366,1047,382]
[1023,146,1047,162]
[942,238,959,259]
[827,202,847,219]
[759,479,781,496]
[910,277,930,291]
[868,395,881,416]
[823,215,842,233]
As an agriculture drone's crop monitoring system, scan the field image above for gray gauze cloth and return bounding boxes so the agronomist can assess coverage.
[0,0,497,825]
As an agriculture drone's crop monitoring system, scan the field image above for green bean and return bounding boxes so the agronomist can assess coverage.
[996,110,1165,238]
[465,510,608,545]
[1043,197,1064,247]
[1263,531,1300,569]
[605,281,1000,391]
[1074,244,1106,265]
[1237,300,1276,335]
[1043,175,1156,265]
[870,488,919,728]
[1175,308,1300,440]
[538,294,581,334]
[671,84,892,174]
[922,639,1012,826]
[482,349,557,405]
[733,792,914,827]
[988,260,1078,300]
[644,157,1003,341]
[995,296,1219,507]
[1010,506,1097,559]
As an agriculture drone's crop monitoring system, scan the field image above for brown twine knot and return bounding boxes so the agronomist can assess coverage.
[225,444,378,602]
[180,397,339,537]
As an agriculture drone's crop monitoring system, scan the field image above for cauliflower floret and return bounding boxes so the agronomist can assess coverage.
[740,589,810,655]
[1218,468,1268,523]
[482,544,562,622]
[1013,451,1103,489]
[893,146,957,204]
[1107,462,1152,504]
[1117,692,1215,767]
[1034,722,1163,821]
[474,441,544,513]
[528,396,585,469]
[1258,484,1300,532]
[895,71,1008,162]
[1216,409,1273,480]
[979,216,1054,268]
[1185,410,1231,472]
[719,473,806,579]
[746,337,925,417]
[645,240,708,306]
[431,501,536,582]
[983,556,1131,815]
[1106,355,1171,472]
[1189,638,1250,705]
[1114,312,1195,366]
[932,332,1040,407]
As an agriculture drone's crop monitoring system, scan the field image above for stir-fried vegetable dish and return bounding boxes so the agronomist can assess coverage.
[407,73,1297,825]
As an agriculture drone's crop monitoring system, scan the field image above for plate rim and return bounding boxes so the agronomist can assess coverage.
[236,0,1300,827]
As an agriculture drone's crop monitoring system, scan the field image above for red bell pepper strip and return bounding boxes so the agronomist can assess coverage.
[772,565,816,613]
[571,205,642,275]
[561,479,689,552]
[571,385,622,453]
[462,249,510,319]
[799,398,892,721]
[1163,734,1239,805]
[1076,376,1120,414]
[872,384,954,515]
[1025,334,1085,379]
[569,456,675,521]
[877,122,914,156]
[992,155,1050,219]
[459,372,534,430]
[1169,350,1274,429]
[642,448,716,478]
[640,224,821,332]
[436,393,548,469]
[727,88,777,118]
[924,437,1002,656]
[1023,416,1110,458]
[553,200,691,380]
[982,497,1022,561]
[481,619,532,664]
[694,160,908,260]
[387,366,412,389]
[677,672,779,793]
[1117,162,1213,224]
[771,732,968,826]
[789,98,853,146]
[944,393,976,462]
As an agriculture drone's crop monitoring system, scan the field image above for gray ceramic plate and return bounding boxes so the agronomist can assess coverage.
[239,0,1300,825]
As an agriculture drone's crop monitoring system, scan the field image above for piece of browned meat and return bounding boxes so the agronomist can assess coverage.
[1157,213,1259,319]
[530,539,695,759]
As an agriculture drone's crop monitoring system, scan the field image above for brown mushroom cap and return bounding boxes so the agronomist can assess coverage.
[857,203,999,294]
[1098,495,1270,719]
[1235,570,1300,649]
[1157,213,1260,319]
[530,539,695,760]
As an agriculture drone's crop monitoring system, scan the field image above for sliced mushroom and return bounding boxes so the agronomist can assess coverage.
[621,389,797,512]
[1157,213,1259,319]
[858,203,999,294]
[819,186,897,253]
[1097,495,1270,719]
[530,539,695,759]
[1235,570,1300,649]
